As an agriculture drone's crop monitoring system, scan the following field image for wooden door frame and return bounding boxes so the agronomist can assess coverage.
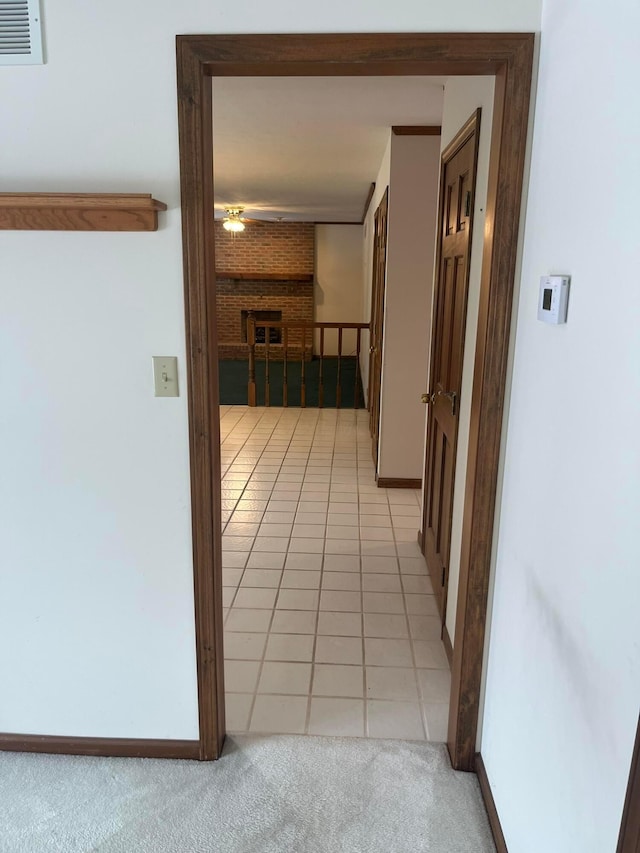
[368,187,389,468]
[618,714,640,852]
[176,32,535,765]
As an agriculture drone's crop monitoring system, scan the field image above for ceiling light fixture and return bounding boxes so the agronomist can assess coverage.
[223,218,245,232]
[223,207,245,233]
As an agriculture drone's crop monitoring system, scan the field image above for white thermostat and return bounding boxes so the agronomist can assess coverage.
[538,275,570,325]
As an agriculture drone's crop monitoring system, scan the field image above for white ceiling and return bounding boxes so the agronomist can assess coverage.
[212,76,445,222]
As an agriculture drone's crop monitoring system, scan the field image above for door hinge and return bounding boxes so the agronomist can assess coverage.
[441,567,445,587]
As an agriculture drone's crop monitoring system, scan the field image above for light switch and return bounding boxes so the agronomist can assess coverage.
[152,356,179,397]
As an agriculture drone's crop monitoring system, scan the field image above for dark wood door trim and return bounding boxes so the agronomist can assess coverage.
[392,125,442,135]
[446,52,531,769]
[361,182,376,223]
[176,37,225,761]
[176,32,534,767]
[617,714,640,852]
[368,188,389,467]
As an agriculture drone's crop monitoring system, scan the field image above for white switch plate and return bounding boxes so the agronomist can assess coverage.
[152,356,179,397]
[538,275,570,324]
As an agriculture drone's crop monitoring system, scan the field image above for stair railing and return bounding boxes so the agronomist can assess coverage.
[247,317,369,408]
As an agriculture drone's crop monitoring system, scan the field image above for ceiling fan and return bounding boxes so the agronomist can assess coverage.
[221,207,270,232]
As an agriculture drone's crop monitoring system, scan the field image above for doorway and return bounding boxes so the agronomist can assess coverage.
[176,33,534,766]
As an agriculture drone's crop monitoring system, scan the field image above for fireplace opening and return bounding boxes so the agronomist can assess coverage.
[241,310,282,345]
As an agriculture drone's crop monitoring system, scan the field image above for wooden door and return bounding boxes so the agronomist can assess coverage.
[368,188,389,466]
[421,111,480,620]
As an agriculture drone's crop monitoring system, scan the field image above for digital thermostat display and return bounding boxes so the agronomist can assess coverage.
[538,276,570,325]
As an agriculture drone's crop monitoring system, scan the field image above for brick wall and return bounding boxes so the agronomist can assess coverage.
[215,221,315,359]
[214,221,315,275]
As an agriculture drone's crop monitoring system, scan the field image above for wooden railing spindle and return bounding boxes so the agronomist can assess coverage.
[319,327,325,408]
[336,327,343,409]
[247,313,257,407]
[354,327,362,409]
[264,325,270,407]
[300,326,306,408]
[283,326,288,408]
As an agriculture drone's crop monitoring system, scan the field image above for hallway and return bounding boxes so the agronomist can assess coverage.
[220,406,450,740]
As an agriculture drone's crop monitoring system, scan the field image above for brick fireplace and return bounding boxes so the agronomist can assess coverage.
[214,221,315,360]
[216,277,314,359]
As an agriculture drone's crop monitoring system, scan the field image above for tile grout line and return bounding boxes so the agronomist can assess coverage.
[355,428,369,737]
[245,407,303,734]
[223,408,447,740]
[229,410,274,733]
[303,410,332,736]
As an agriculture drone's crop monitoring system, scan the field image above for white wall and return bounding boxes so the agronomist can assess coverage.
[314,225,364,356]
[0,228,199,739]
[377,134,441,481]
[436,78,496,642]
[0,0,541,740]
[481,1,640,850]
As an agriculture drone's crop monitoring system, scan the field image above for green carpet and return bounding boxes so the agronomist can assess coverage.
[219,357,364,407]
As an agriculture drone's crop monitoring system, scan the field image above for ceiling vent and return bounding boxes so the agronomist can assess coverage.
[0,0,43,65]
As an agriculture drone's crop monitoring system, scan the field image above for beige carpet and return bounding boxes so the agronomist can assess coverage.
[0,734,495,852]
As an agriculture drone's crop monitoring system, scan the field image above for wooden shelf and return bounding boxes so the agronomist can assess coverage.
[215,272,314,282]
[0,193,167,231]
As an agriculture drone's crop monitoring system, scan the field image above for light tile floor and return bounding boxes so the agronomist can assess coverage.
[220,405,450,741]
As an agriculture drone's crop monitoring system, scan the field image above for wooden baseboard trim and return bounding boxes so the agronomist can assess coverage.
[0,733,201,760]
[443,623,453,667]
[475,753,508,853]
[376,477,421,489]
